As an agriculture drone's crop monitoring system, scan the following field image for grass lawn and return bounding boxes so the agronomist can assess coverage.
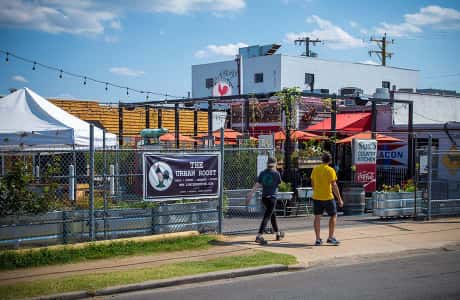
[1,251,296,300]
[0,235,216,270]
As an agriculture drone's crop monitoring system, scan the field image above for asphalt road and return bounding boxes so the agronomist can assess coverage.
[107,249,460,300]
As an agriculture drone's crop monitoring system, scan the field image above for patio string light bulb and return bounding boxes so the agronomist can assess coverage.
[0,48,188,100]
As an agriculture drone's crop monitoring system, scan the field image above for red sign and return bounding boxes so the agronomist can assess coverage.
[355,163,376,192]
[213,81,232,96]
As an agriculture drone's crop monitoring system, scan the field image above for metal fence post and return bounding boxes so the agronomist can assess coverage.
[103,130,108,240]
[109,164,115,195]
[218,127,224,234]
[62,210,68,244]
[427,135,433,220]
[89,124,95,241]
[69,165,75,201]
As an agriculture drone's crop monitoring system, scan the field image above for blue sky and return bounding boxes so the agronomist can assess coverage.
[0,0,459,102]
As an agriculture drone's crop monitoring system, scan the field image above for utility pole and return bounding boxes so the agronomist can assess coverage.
[369,32,394,66]
[294,37,322,57]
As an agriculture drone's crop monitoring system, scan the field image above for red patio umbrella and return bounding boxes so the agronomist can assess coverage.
[336,131,403,144]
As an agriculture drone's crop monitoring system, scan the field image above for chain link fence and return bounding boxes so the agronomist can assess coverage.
[416,146,460,219]
[0,145,219,248]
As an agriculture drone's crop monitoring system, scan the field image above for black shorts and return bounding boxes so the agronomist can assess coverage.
[313,199,337,216]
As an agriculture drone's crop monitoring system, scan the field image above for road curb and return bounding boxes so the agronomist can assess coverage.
[30,291,89,300]
[32,264,289,300]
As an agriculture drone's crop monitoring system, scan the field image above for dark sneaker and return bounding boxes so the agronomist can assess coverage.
[327,237,340,246]
[315,239,323,246]
[276,231,285,241]
[255,236,268,245]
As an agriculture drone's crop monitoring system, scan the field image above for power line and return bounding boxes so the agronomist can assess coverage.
[0,49,187,100]
[369,32,394,66]
[294,37,323,57]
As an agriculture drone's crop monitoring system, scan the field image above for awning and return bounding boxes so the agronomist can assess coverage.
[337,131,403,144]
[306,112,372,133]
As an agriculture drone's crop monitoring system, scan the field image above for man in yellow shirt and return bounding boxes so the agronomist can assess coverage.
[310,152,344,246]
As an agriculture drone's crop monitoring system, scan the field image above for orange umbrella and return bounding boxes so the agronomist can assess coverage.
[274,131,286,141]
[274,130,326,141]
[291,130,328,141]
[160,133,196,143]
[196,128,243,139]
[336,131,403,144]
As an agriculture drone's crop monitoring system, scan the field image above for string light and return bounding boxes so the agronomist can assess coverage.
[0,49,187,100]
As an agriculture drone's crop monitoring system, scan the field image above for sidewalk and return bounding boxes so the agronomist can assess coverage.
[227,217,460,267]
[1,217,459,287]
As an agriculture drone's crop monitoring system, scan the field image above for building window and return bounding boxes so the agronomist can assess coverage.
[254,73,264,83]
[205,78,214,88]
[305,73,315,91]
[382,81,390,89]
[416,138,439,149]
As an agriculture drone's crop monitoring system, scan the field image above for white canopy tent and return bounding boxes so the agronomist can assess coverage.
[0,88,117,149]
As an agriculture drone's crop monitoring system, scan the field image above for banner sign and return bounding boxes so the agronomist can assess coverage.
[355,163,377,192]
[353,139,377,192]
[143,153,220,201]
[377,142,408,166]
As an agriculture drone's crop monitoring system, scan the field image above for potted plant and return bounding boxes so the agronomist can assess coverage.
[373,179,423,217]
[277,181,294,200]
[297,141,324,169]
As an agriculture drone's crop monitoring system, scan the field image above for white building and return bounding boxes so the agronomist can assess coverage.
[192,44,419,98]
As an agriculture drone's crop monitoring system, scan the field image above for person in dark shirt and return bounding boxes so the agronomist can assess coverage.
[247,156,285,245]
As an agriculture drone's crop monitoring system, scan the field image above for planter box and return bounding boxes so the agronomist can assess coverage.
[297,157,322,169]
[276,191,293,200]
[372,191,423,217]
[0,201,217,248]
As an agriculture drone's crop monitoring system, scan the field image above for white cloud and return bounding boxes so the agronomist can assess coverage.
[195,42,248,58]
[129,0,246,15]
[285,15,364,49]
[359,60,380,65]
[104,35,119,43]
[0,0,246,37]
[376,22,422,37]
[194,50,208,58]
[12,75,28,83]
[109,19,121,30]
[349,21,358,28]
[109,67,145,77]
[0,0,118,36]
[376,5,460,37]
[406,5,460,28]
